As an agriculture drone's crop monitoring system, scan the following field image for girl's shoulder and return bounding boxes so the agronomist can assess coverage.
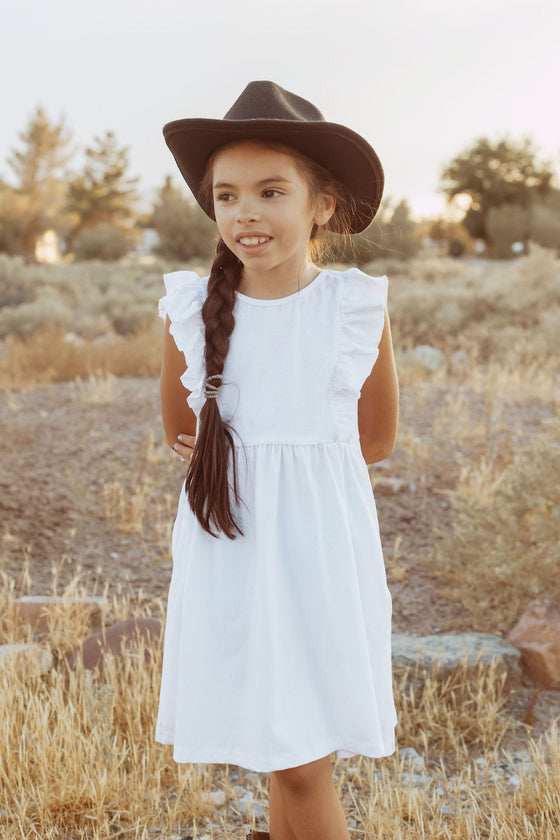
[162,268,204,294]
[322,265,388,309]
[159,270,206,325]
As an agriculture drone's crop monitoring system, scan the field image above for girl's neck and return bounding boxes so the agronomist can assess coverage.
[239,261,320,300]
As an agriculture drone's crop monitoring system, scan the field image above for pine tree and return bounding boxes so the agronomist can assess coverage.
[64,130,141,254]
[0,105,76,261]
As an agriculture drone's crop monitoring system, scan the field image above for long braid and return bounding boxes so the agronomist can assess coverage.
[184,139,356,539]
[184,238,245,539]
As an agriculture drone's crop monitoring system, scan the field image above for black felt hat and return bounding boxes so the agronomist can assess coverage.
[162,81,384,234]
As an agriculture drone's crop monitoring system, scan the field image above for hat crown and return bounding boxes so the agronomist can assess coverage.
[223,81,325,123]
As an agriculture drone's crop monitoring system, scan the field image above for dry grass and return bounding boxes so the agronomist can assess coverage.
[379,241,560,368]
[393,355,559,633]
[1,568,559,839]
[0,323,162,387]
[429,414,560,634]
[1,244,558,385]
[1,248,560,836]
[99,429,177,562]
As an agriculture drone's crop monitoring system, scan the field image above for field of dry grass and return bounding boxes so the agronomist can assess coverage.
[1,243,559,837]
[1,570,559,839]
[1,243,558,386]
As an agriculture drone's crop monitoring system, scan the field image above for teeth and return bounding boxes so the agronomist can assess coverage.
[239,236,270,246]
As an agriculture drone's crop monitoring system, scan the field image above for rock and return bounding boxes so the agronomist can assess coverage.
[205,790,226,808]
[244,771,265,785]
[506,595,560,688]
[401,771,430,787]
[91,333,118,348]
[408,345,445,373]
[372,477,408,495]
[8,596,106,634]
[238,794,264,820]
[391,632,522,683]
[63,617,162,678]
[398,747,425,773]
[63,332,86,346]
[0,643,53,680]
[233,788,265,820]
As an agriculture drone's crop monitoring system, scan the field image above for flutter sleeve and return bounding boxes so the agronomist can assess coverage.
[331,267,388,436]
[158,270,207,416]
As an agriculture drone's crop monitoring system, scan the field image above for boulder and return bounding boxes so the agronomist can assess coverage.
[0,643,53,680]
[8,596,106,634]
[63,617,163,678]
[506,595,560,688]
[391,632,522,684]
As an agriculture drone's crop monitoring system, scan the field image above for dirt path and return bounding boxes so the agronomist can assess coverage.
[0,375,452,631]
[0,375,548,635]
[2,375,559,744]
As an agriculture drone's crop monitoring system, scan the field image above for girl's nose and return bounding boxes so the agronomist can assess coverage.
[236,196,261,223]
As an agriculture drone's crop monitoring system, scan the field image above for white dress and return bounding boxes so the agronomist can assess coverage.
[155,266,397,772]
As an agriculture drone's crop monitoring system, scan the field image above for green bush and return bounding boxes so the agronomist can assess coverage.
[485,203,529,258]
[529,201,560,252]
[72,224,137,262]
[151,190,216,262]
[0,257,174,339]
[0,254,36,308]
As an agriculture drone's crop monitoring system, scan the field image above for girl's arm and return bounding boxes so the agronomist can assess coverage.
[357,309,399,465]
[160,315,198,447]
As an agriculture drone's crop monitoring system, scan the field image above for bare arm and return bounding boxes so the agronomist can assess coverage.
[160,315,198,448]
[357,309,399,465]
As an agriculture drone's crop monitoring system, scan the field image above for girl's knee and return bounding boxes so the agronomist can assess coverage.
[273,755,332,794]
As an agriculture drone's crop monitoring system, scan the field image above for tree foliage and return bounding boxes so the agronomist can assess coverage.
[327,198,419,265]
[440,135,556,242]
[148,176,217,262]
[64,130,142,254]
[428,220,474,258]
[390,200,421,259]
[528,193,560,252]
[0,106,77,261]
[72,224,135,262]
[486,204,530,258]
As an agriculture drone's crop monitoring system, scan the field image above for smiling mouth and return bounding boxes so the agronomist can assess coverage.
[237,236,272,247]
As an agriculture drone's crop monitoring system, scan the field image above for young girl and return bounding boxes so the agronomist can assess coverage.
[156,81,399,840]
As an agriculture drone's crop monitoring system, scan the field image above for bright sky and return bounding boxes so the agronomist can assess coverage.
[3,0,559,221]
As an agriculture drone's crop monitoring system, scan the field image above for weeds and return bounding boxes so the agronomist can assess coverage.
[430,415,560,633]
[0,569,558,839]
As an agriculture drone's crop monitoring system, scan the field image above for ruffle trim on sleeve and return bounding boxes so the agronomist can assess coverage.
[158,270,207,416]
[331,267,388,437]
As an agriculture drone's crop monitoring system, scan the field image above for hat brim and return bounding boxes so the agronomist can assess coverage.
[162,119,384,234]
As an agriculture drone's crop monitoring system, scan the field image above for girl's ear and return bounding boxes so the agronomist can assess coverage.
[313,193,337,227]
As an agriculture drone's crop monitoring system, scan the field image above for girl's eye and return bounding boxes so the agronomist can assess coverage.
[215,189,282,202]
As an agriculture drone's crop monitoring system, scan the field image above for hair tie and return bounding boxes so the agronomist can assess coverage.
[203,374,223,399]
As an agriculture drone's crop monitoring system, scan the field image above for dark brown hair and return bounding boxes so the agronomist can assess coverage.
[184,139,359,539]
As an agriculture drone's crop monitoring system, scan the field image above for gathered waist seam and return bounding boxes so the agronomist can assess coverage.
[233,438,360,448]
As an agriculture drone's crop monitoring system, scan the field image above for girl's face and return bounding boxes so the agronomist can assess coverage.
[211,141,334,282]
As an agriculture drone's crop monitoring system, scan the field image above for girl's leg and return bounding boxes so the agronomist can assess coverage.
[271,754,350,840]
[269,771,297,840]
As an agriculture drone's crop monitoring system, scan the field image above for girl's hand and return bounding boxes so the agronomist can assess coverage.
[172,433,196,466]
